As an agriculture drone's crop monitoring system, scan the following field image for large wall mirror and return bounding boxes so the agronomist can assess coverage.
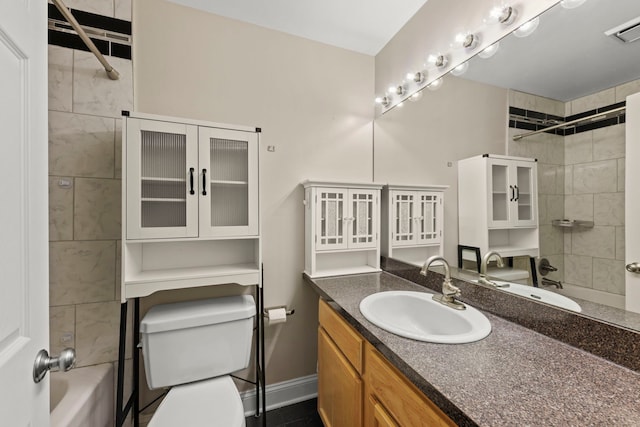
[374,0,640,331]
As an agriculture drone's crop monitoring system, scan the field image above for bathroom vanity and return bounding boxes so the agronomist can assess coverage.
[318,298,454,427]
[307,271,640,426]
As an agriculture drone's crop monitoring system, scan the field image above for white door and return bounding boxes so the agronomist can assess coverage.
[626,93,640,313]
[0,0,50,426]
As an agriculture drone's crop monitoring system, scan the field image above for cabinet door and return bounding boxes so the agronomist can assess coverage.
[371,398,399,427]
[390,191,417,247]
[348,189,378,249]
[316,188,349,251]
[512,161,537,227]
[318,327,363,427]
[198,127,259,237]
[487,158,512,228]
[415,192,442,245]
[126,119,199,239]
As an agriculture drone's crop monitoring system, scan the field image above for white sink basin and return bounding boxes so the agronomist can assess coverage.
[480,280,582,312]
[359,291,491,344]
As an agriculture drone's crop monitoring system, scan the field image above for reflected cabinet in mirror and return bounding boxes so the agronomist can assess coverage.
[374,0,640,331]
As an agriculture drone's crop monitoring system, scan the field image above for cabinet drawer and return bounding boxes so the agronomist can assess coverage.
[365,344,455,427]
[319,299,363,374]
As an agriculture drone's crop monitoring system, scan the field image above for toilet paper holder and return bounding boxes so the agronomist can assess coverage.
[263,306,295,318]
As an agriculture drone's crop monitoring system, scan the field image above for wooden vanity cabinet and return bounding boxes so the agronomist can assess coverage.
[318,299,455,427]
[318,299,364,427]
[364,345,455,427]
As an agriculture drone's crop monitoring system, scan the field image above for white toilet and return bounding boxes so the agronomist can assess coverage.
[140,295,256,427]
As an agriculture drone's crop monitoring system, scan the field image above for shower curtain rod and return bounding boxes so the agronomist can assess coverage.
[512,105,626,141]
[51,0,120,80]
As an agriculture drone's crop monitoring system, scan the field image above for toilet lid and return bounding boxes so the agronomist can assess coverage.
[148,376,245,427]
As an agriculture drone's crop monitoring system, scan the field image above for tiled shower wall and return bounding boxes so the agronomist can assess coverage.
[508,78,640,307]
[47,0,132,400]
[508,91,565,286]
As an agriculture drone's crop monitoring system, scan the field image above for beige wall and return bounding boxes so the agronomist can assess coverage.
[133,0,374,396]
[374,76,508,262]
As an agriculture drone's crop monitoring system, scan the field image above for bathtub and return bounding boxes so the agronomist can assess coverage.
[50,363,114,427]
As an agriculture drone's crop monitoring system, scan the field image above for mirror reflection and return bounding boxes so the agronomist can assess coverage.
[374,0,640,330]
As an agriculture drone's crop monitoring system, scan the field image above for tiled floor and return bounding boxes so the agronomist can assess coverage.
[245,398,323,427]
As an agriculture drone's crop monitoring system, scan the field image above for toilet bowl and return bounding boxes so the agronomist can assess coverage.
[148,376,245,427]
[140,295,256,426]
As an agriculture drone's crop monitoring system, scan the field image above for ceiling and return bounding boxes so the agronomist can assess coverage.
[167,0,428,56]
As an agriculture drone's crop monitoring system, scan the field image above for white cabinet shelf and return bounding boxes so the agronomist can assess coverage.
[381,184,448,266]
[121,112,262,301]
[458,154,539,263]
[303,180,383,278]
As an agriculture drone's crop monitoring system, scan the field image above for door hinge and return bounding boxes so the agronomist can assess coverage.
[315,235,317,243]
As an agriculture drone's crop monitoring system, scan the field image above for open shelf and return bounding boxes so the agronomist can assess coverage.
[122,238,260,300]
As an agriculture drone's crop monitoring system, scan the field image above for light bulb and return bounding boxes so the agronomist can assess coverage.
[478,42,500,59]
[427,78,443,91]
[406,71,426,84]
[388,85,405,96]
[514,16,540,38]
[560,0,586,9]
[451,62,469,76]
[375,96,390,107]
[462,34,479,49]
[428,54,448,68]
[487,5,517,25]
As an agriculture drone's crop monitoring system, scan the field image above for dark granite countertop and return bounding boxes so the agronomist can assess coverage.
[307,271,640,427]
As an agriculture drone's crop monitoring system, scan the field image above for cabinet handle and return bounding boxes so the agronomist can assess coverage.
[509,185,514,202]
[189,168,195,195]
[514,185,519,202]
[202,169,207,196]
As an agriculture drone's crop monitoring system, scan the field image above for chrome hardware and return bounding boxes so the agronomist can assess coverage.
[626,262,640,274]
[33,348,76,383]
[420,256,466,310]
[478,251,509,288]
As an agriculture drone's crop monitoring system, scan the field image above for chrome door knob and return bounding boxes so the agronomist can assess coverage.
[33,348,76,383]
[626,262,640,274]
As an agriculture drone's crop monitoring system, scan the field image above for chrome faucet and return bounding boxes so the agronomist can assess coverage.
[478,251,509,288]
[420,256,466,310]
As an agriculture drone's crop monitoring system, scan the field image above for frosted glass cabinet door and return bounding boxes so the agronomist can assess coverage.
[487,158,536,228]
[487,160,511,228]
[126,119,199,239]
[513,163,536,226]
[198,127,259,237]
[315,188,349,251]
[349,190,378,249]
[391,192,416,246]
[415,192,441,245]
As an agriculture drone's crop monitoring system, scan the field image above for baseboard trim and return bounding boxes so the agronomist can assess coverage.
[240,374,318,416]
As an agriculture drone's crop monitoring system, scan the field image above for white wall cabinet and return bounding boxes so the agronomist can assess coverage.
[381,185,447,266]
[304,181,382,278]
[122,112,261,300]
[458,154,539,262]
[486,157,536,228]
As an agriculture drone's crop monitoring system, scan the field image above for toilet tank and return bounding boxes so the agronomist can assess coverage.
[140,295,256,389]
